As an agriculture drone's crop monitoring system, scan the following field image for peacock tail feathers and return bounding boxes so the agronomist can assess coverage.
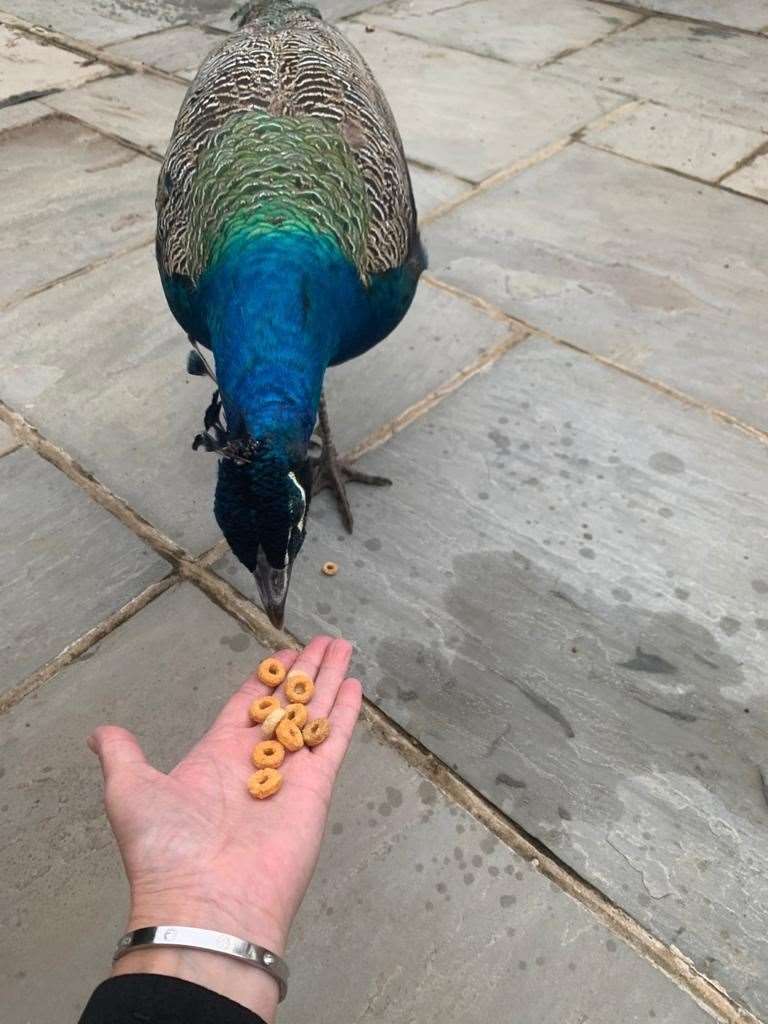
[157,0,418,292]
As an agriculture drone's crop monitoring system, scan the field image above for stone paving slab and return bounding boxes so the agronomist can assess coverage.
[106,24,223,78]
[548,17,768,132]
[0,583,713,1024]
[584,101,765,181]
[723,152,768,201]
[0,97,51,132]
[424,142,768,432]
[0,25,109,102]
[3,0,185,46]
[0,116,157,305]
[218,337,768,1017]
[0,245,514,552]
[0,421,19,457]
[44,72,187,155]
[358,0,641,67]
[343,23,622,182]
[0,447,166,693]
[638,1,768,30]
[409,164,469,216]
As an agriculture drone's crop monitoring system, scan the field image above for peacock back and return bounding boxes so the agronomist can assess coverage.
[156,0,421,318]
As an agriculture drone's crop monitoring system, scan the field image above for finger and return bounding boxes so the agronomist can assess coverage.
[283,634,335,689]
[212,648,298,730]
[311,677,363,773]
[302,637,353,719]
[88,725,148,783]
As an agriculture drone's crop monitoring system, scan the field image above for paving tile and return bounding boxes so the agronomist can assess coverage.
[0,422,20,457]
[549,17,768,132]
[0,116,157,305]
[341,24,621,182]
[44,73,187,156]
[325,282,520,453]
[723,151,768,201]
[0,583,712,1024]
[584,101,765,181]
[409,163,469,216]
[637,1,768,30]
[0,245,513,552]
[106,24,223,78]
[0,98,52,132]
[0,448,165,693]
[218,337,768,1017]
[358,0,641,66]
[0,25,109,102]
[424,142,768,431]
[5,0,185,46]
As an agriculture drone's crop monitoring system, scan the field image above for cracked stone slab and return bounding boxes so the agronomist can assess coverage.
[339,23,622,182]
[106,24,224,78]
[218,337,768,1018]
[0,582,712,1024]
[636,1,768,30]
[584,101,766,181]
[548,17,768,132]
[0,448,166,693]
[723,152,768,201]
[0,26,109,103]
[44,73,187,156]
[0,116,157,305]
[0,245,514,552]
[424,142,768,431]
[357,0,641,67]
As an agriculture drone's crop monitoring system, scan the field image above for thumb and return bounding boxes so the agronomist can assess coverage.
[87,725,148,783]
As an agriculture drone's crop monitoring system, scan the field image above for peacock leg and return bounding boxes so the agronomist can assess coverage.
[312,392,391,532]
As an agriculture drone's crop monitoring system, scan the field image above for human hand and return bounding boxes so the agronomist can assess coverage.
[88,635,362,1020]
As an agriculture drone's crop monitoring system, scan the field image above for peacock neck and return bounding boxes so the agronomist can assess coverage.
[200,229,364,451]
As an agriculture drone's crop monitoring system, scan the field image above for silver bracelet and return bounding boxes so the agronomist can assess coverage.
[113,925,289,1002]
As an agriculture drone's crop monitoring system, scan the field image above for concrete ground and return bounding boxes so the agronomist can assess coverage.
[1,1,767,1022]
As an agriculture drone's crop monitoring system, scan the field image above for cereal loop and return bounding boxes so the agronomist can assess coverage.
[261,706,287,738]
[257,657,287,688]
[285,671,315,704]
[284,703,308,729]
[322,562,338,576]
[247,768,282,800]
[303,717,331,748]
[276,718,304,752]
[251,740,285,769]
[249,695,281,724]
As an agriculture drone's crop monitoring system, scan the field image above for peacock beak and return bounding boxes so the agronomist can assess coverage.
[254,549,291,631]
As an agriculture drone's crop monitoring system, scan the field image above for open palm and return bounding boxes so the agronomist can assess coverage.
[89,635,362,950]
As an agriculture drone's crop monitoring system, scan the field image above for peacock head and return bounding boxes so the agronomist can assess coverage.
[214,443,313,630]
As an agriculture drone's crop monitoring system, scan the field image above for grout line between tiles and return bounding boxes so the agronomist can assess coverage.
[0,10,189,84]
[584,0,768,39]
[0,574,177,714]
[0,234,155,313]
[422,274,768,446]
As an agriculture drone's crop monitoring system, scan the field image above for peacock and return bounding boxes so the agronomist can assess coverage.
[156,0,425,628]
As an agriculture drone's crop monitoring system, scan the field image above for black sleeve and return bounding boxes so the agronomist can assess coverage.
[78,974,268,1024]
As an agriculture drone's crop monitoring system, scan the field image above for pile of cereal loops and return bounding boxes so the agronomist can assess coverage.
[246,657,331,799]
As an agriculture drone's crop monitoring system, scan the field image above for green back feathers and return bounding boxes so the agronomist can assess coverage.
[185,111,370,281]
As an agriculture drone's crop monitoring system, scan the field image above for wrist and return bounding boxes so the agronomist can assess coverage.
[114,896,289,1022]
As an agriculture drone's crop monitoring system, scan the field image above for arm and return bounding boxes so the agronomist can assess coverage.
[78,636,362,1024]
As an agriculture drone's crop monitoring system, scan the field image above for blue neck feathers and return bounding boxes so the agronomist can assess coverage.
[200,228,370,453]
